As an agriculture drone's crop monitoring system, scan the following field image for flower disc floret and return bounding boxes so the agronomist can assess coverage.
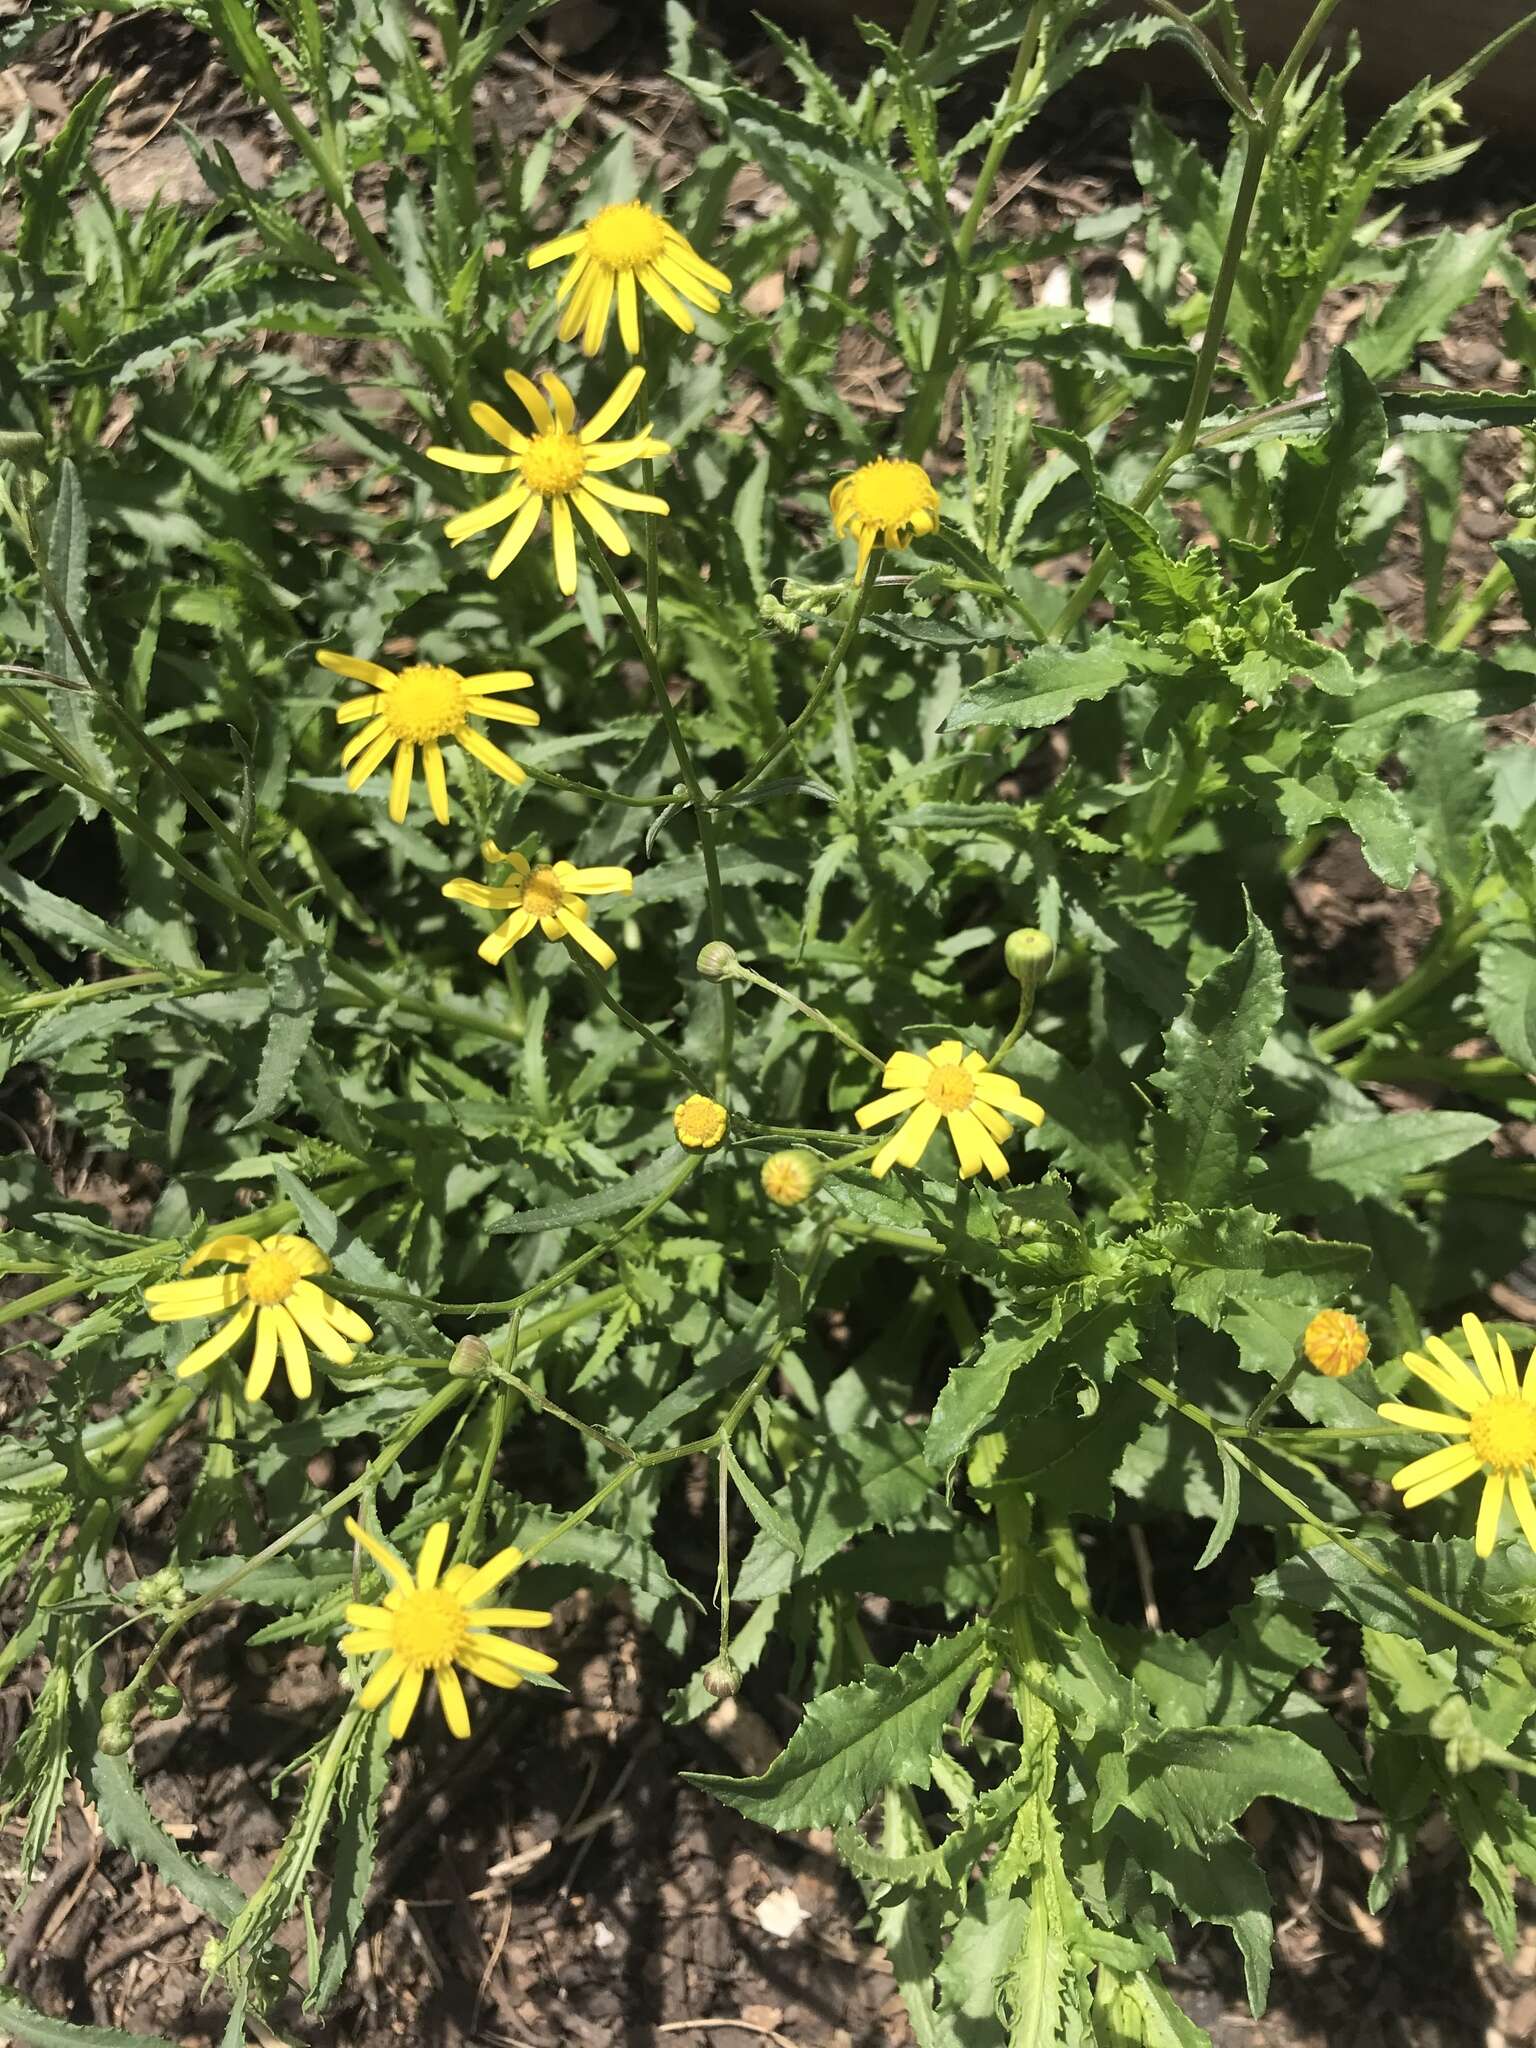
[425,367,670,596]
[319,649,538,826]
[855,1041,1044,1183]
[144,1230,372,1404]
[341,1517,557,1742]
[443,842,635,973]
[1303,1309,1369,1378]
[830,458,941,575]
[527,199,732,356]
[1375,1312,1536,1556]
[674,1094,728,1150]
[762,1152,818,1208]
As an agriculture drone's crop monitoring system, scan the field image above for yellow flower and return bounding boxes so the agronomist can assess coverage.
[1303,1309,1369,1378]
[443,841,634,971]
[761,1151,819,1207]
[144,1232,372,1402]
[425,366,669,597]
[855,1041,1044,1183]
[674,1094,728,1150]
[527,199,732,357]
[341,1516,556,1741]
[1378,1313,1536,1556]
[830,458,941,576]
[317,650,538,825]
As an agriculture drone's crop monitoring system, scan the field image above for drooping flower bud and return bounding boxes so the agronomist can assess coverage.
[696,940,741,983]
[702,1655,742,1700]
[449,1336,492,1379]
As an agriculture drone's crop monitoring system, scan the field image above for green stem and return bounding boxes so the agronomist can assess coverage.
[1245,1354,1306,1430]
[1313,916,1490,1056]
[1435,514,1535,651]
[721,549,882,801]
[574,954,711,1093]
[522,761,676,809]
[1133,1369,1517,1656]
[586,541,734,1090]
[728,958,884,1070]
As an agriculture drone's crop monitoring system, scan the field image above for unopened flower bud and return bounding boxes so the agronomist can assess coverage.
[1521,1641,1536,1689]
[98,1698,135,1755]
[761,1151,819,1208]
[674,1095,728,1151]
[129,1564,186,1613]
[449,1336,492,1379]
[1303,1310,1369,1378]
[1003,928,1054,985]
[702,1655,742,1700]
[147,1683,182,1720]
[696,941,740,983]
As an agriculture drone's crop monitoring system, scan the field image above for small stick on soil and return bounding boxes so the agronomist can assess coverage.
[657,2021,800,2048]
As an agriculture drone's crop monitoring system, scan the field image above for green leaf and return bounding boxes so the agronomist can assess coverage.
[1400,713,1490,903]
[1250,1110,1496,1214]
[1352,224,1513,383]
[724,1444,802,1559]
[1098,496,1214,632]
[1271,349,1387,627]
[83,1748,245,1928]
[309,1706,391,2010]
[1478,938,1536,1071]
[1094,1724,1353,1848]
[925,1305,1066,1473]
[0,1990,180,2048]
[1257,1535,1530,1657]
[237,932,327,1129]
[688,1625,987,1829]
[490,1151,690,1235]
[944,642,1157,731]
[1195,1443,1242,1570]
[1149,910,1283,1207]
[0,864,164,973]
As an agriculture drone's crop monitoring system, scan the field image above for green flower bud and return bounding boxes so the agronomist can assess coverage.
[1519,1641,1536,1688]
[1003,928,1053,986]
[98,1717,134,1757]
[449,1336,492,1379]
[147,1683,182,1720]
[761,1151,820,1208]
[696,940,741,983]
[129,1565,186,1613]
[702,1655,742,1700]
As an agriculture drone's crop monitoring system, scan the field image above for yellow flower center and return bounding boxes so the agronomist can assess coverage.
[520,867,566,918]
[846,458,938,530]
[383,664,466,743]
[924,1064,975,1114]
[586,200,668,272]
[1303,1310,1369,1378]
[244,1250,299,1306]
[390,1586,470,1671]
[674,1095,728,1150]
[1470,1395,1536,1474]
[520,432,588,499]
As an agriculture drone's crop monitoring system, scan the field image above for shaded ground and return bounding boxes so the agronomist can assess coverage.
[2,1,1535,2043]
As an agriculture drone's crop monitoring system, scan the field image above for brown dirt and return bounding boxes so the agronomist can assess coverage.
[3,4,1535,2045]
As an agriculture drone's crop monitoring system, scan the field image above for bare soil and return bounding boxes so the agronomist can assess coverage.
[3,3,1535,2044]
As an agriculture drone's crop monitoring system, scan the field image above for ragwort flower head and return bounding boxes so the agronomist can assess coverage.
[341,1516,556,1741]
[426,367,669,596]
[762,1150,819,1208]
[855,1041,1044,1183]
[673,1094,728,1151]
[830,458,940,575]
[145,1232,372,1403]
[1304,1309,1369,1378]
[318,650,538,825]
[444,841,634,972]
[1379,1313,1536,1556]
[527,199,731,357]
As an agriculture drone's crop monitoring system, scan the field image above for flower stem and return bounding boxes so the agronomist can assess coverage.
[1313,915,1491,1056]
[585,541,735,1090]
[728,957,885,1070]
[574,953,711,1093]
[722,548,882,801]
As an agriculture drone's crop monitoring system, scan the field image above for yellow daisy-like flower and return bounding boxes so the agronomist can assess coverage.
[1379,1313,1536,1557]
[855,1041,1044,1183]
[1304,1309,1370,1378]
[674,1094,728,1150]
[317,650,539,826]
[425,366,669,597]
[340,1516,557,1741]
[144,1233,372,1403]
[830,458,941,576]
[527,199,732,357]
[443,841,634,972]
